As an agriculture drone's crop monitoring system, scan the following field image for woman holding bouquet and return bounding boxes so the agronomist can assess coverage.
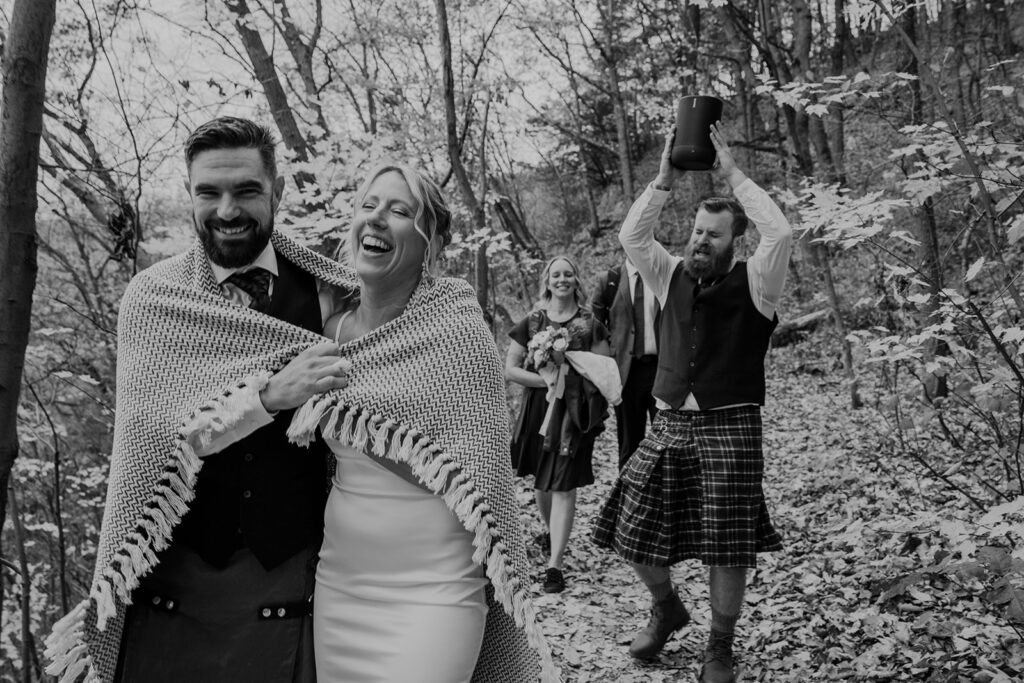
[506,256,612,593]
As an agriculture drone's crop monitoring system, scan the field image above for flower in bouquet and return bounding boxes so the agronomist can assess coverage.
[526,326,572,371]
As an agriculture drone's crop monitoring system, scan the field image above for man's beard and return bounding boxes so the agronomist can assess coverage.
[683,239,734,281]
[195,214,273,268]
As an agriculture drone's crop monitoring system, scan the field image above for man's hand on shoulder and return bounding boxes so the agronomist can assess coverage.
[260,342,351,413]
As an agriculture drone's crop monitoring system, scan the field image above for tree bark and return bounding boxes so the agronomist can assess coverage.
[903,2,949,400]
[224,0,317,192]
[434,0,489,315]
[600,0,634,199]
[791,0,861,407]
[0,0,56,635]
[270,0,330,136]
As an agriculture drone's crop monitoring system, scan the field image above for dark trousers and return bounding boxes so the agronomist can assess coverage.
[615,354,658,469]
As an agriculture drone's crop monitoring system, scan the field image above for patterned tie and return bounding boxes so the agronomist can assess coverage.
[632,274,645,358]
[226,268,272,313]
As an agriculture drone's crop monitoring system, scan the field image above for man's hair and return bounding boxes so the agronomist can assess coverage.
[697,196,749,238]
[184,117,278,178]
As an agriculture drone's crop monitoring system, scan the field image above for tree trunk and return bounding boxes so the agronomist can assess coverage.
[0,0,56,641]
[224,0,317,192]
[791,0,861,407]
[602,0,634,199]
[904,2,949,400]
[271,0,330,137]
[11,483,40,682]
[434,0,489,315]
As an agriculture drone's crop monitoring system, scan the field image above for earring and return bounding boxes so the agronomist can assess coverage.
[420,242,434,282]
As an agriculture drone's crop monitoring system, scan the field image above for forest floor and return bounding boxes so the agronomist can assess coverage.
[518,344,1024,683]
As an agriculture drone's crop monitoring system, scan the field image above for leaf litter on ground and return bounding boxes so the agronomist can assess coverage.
[515,345,1024,682]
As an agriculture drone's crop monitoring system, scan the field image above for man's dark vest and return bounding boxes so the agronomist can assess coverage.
[653,261,778,410]
[172,254,328,570]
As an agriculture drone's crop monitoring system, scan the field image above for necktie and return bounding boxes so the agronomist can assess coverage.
[226,268,272,313]
[632,274,645,358]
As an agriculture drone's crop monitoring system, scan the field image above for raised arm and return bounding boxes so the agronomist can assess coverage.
[709,124,793,318]
[619,132,683,305]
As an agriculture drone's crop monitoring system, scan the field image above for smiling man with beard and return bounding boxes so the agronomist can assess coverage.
[49,117,354,683]
[593,124,792,683]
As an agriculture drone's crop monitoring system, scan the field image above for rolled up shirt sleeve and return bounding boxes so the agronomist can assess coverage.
[734,178,793,320]
[186,383,275,458]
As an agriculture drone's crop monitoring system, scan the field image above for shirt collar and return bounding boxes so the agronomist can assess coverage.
[209,242,279,285]
[624,260,639,279]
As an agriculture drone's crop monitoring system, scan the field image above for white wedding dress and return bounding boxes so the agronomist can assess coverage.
[313,438,488,682]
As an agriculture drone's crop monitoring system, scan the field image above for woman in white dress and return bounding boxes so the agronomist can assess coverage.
[312,165,486,682]
[186,162,557,682]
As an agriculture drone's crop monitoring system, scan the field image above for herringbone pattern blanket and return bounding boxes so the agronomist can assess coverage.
[44,231,558,682]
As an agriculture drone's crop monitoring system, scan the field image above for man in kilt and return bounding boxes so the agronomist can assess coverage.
[592,124,792,683]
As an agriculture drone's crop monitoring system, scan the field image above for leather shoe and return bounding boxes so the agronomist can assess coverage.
[628,591,690,659]
[542,567,565,593]
[699,629,736,683]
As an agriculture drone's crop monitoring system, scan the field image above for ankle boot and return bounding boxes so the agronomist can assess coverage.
[699,628,736,683]
[628,590,690,660]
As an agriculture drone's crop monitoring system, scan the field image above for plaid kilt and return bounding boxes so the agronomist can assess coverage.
[592,406,782,568]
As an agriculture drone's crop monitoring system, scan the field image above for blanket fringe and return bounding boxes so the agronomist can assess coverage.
[47,376,278,678]
[311,403,561,682]
[43,599,92,679]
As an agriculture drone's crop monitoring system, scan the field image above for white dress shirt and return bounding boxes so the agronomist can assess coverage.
[624,260,658,356]
[196,242,337,454]
[619,178,793,410]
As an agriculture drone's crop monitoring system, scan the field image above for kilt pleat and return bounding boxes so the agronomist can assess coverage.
[592,406,782,568]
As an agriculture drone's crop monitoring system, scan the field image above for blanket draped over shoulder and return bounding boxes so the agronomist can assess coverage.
[44,231,559,683]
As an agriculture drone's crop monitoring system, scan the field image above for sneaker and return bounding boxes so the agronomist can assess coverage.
[699,629,736,683]
[628,590,691,660]
[542,567,565,593]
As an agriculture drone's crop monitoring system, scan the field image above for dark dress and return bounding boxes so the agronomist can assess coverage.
[509,308,609,491]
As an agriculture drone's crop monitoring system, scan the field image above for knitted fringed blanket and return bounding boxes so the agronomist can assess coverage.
[44,231,559,683]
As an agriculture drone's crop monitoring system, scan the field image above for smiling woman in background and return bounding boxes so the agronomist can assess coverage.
[505,256,611,594]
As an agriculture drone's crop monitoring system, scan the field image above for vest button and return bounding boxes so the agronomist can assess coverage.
[243,490,252,499]
[244,453,253,462]
[262,608,271,618]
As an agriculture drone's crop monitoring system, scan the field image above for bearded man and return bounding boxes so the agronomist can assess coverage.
[593,124,792,683]
[46,117,351,683]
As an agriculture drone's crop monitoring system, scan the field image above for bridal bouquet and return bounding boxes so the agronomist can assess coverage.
[525,326,571,371]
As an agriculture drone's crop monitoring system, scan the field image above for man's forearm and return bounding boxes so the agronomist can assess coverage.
[618,184,677,303]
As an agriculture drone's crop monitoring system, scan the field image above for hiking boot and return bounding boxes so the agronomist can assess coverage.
[543,567,566,593]
[699,629,736,683]
[628,591,690,659]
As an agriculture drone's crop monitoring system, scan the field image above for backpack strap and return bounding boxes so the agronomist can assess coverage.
[601,264,621,314]
[527,309,545,339]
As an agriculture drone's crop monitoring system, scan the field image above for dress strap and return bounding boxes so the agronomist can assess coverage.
[332,310,354,344]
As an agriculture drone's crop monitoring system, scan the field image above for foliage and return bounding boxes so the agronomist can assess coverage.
[523,351,1024,682]
[5,0,1024,679]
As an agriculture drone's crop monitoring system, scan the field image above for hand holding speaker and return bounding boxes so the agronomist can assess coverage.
[709,123,747,188]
